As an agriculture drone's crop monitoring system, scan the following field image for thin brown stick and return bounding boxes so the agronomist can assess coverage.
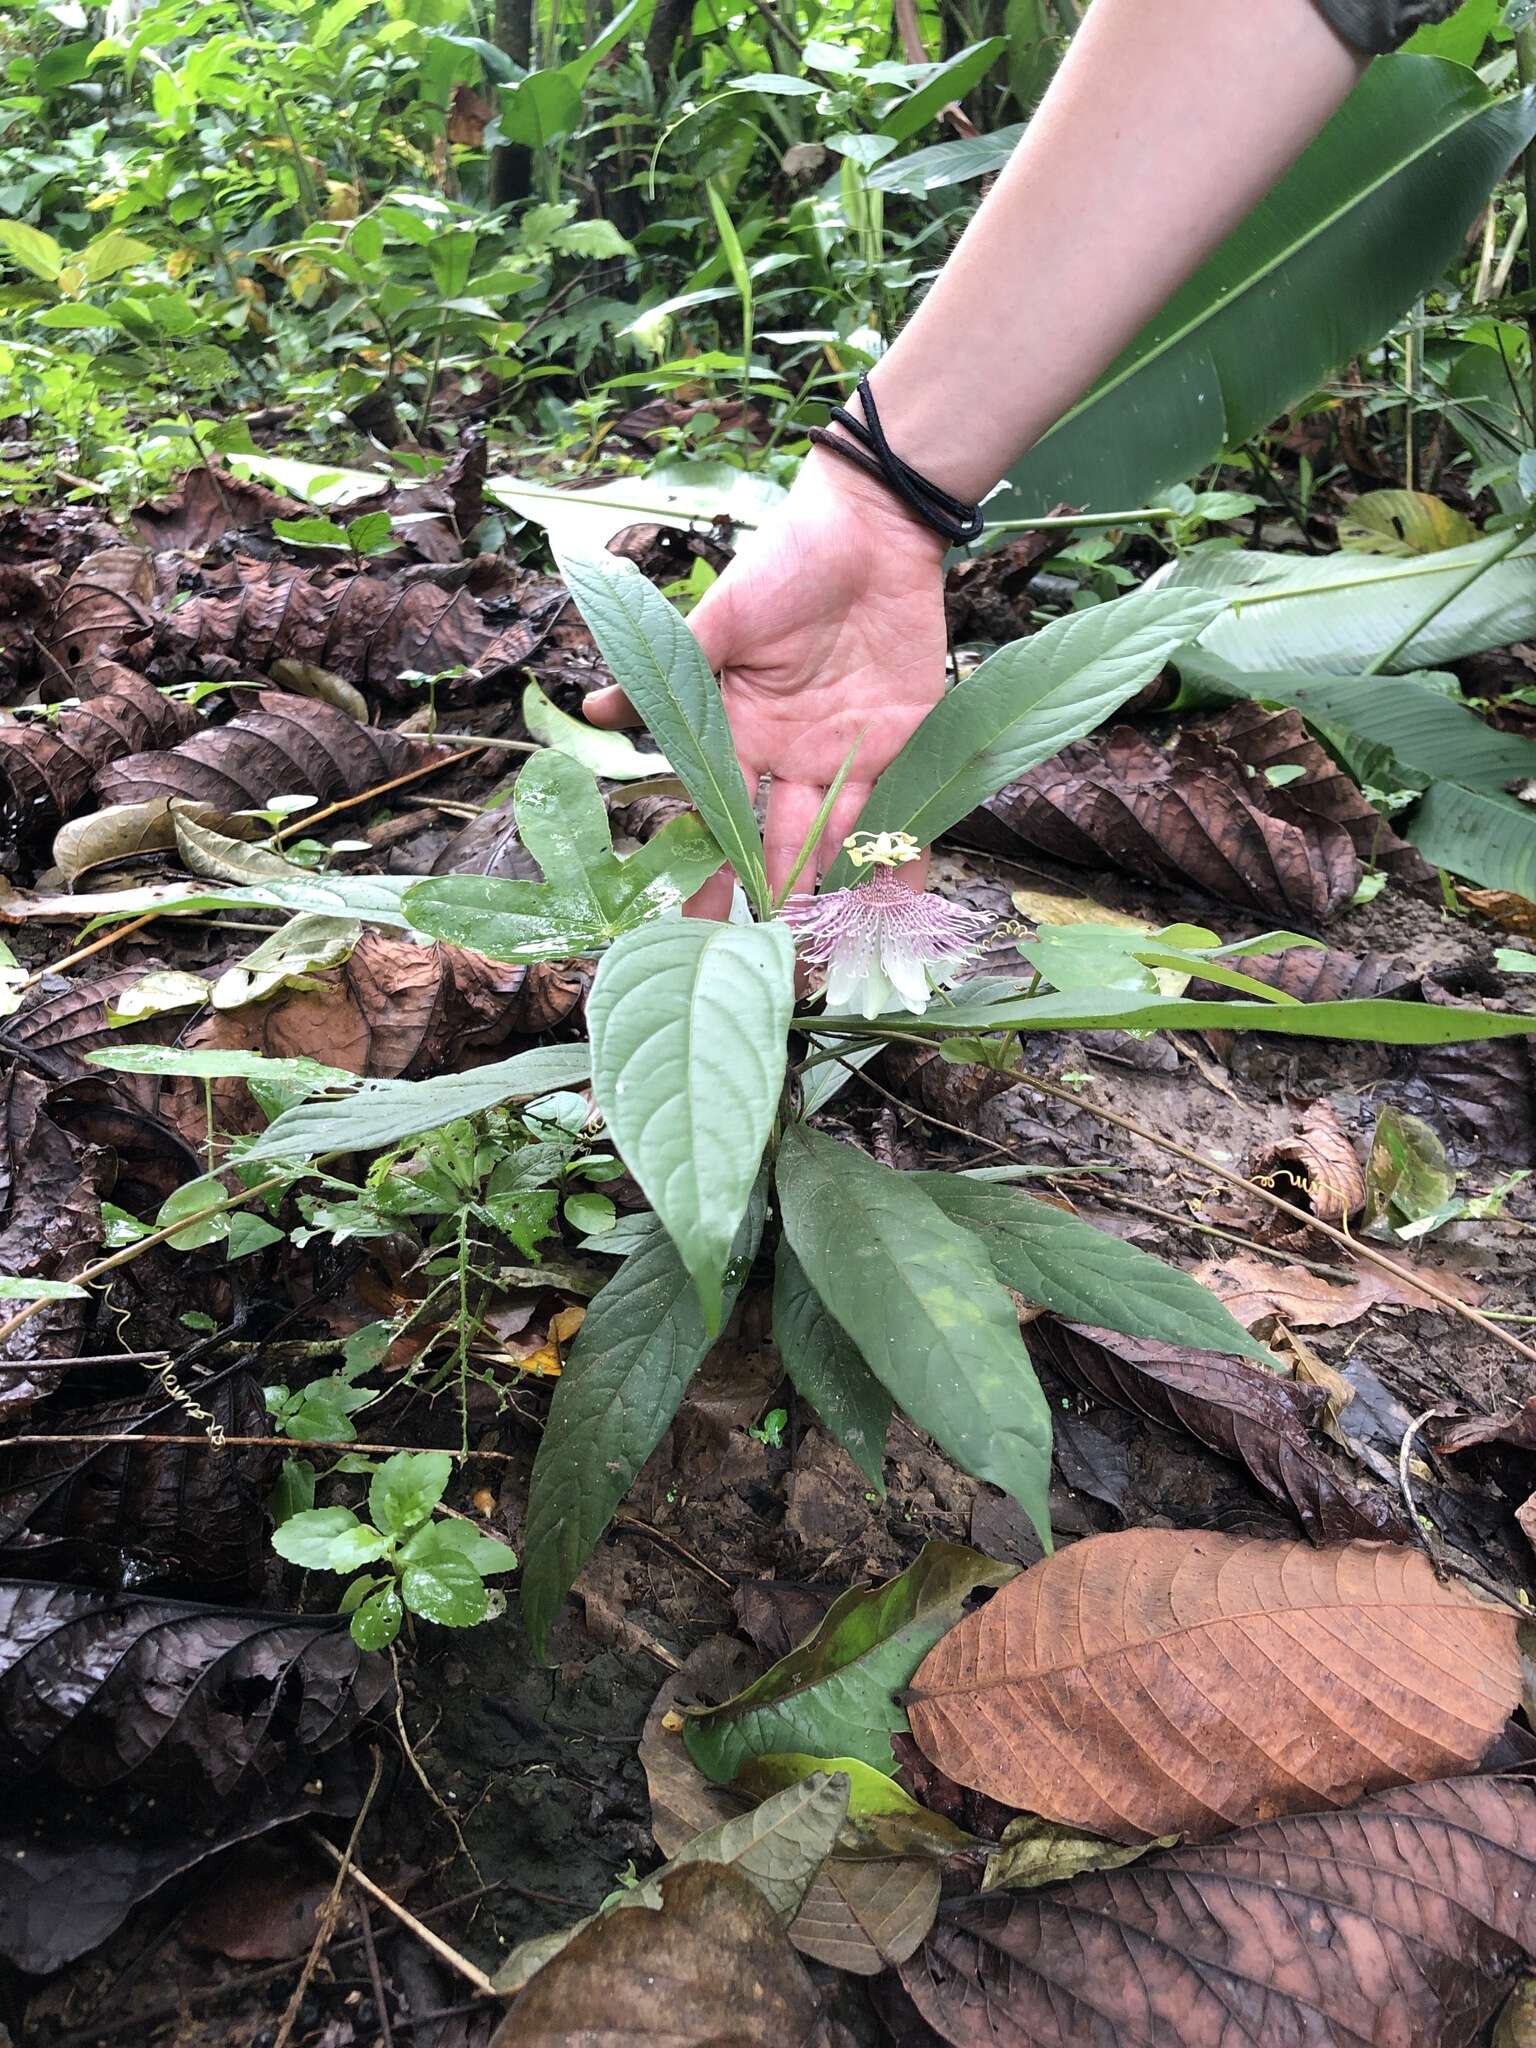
[274,1746,385,2048]
[273,748,487,844]
[389,1644,483,1879]
[0,1174,290,1348]
[358,1894,395,2048]
[15,910,159,994]
[616,1514,733,1590]
[303,1830,502,2000]
[1011,1067,1536,1367]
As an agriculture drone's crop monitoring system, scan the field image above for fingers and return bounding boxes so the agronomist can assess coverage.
[687,867,736,921]
[582,683,640,730]
[819,779,875,879]
[764,779,833,904]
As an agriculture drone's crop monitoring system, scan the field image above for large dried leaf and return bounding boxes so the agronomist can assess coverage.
[494,1862,828,2046]
[1029,1319,1411,1542]
[0,1578,390,1802]
[0,674,197,866]
[0,1369,273,1592]
[0,1068,107,1398]
[93,689,443,812]
[968,709,1420,923]
[43,546,156,689]
[162,927,573,1138]
[129,467,306,554]
[907,1532,1519,1841]
[901,1775,1536,2048]
[1191,940,1417,1003]
[1413,1025,1536,1167]
[121,556,563,705]
[0,968,182,1081]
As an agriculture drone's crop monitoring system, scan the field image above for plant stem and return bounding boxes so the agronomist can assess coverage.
[983,506,1175,535]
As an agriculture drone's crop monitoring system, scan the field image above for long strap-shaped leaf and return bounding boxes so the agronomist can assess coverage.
[989,57,1536,518]
[825,586,1226,882]
[554,542,768,909]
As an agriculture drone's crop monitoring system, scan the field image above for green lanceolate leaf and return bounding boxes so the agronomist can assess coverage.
[520,1196,765,1659]
[808,988,1536,1045]
[1157,533,1536,675]
[771,1240,891,1492]
[403,749,723,962]
[588,918,793,1329]
[915,1174,1274,1365]
[824,589,1227,883]
[1408,782,1536,899]
[990,56,1536,517]
[775,1124,1053,1548]
[552,543,768,908]
[494,1771,850,1994]
[242,1043,594,1162]
[683,1540,1013,1780]
[866,122,1024,196]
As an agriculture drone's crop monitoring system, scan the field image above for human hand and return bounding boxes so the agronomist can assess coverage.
[583,447,949,918]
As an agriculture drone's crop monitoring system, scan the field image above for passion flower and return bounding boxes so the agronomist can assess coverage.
[780,831,994,1019]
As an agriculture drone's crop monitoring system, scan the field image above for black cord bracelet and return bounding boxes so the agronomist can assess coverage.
[807,374,985,546]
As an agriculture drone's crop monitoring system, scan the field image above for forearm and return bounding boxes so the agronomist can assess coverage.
[859,0,1366,504]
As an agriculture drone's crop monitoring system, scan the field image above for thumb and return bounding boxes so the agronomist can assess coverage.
[582,682,639,729]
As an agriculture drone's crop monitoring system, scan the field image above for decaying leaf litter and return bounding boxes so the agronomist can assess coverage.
[7,19,1536,2048]
[3,441,1536,2048]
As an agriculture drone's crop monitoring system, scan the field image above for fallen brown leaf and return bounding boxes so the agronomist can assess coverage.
[907,1531,1519,1841]
[1434,1396,1536,1455]
[129,468,305,554]
[0,674,197,867]
[1191,1250,1482,1325]
[495,1862,828,2046]
[0,1067,106,1398]
[900,1775,1536,2048]
[967,708,1423,923]
[1463,886,1536,936]
[93,689,443,812]
[1193,939,1418,1003]
[44,546,157,690]
[1248,1096,1365,1227]
[1030,1318,1411,1542]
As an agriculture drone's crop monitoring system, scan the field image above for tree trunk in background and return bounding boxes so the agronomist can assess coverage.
[491,0,534,208]
[644,0,693,76]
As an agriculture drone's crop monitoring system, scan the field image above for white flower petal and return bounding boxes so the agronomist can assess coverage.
[881,941,934,1014]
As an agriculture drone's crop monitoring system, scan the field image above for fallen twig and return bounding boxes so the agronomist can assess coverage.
[274,1746,385,2048]
[303,1829,502,2000]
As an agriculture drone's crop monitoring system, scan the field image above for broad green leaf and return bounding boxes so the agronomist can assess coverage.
[522,679,668,781]
[825,588,1227,881]
[486,465,787,556]
[241,1043,593,1161]
[0,220,64,281]
[225,451,383,506]
[369,1449,452,1537]
[211,914,360,1010]
[271,1506,364,1569]
[1404,0,1500,64]
[683,1540,1013,1780]
[588,918,793,1329]
[776,1125,1053,1548]
[1407,782,1536,897]
[272,515,351,548]
[155,1174,234,1251]
[771,1240,891,1492]
[553,544,767,907]
[401,1555,487,1626]
[1365,1105,1457,1233]
[521,1198,764,1659]
[88,1045,354,1087]
[76,230,154,284]
[494,1772,850,1993]
[866,122,1023,196]
[403,750,721,962]
[1160,533,1536,675]
[808,988,1536,1045]
[399,1522,518,1576]
[495,68,581,148]
[735,1753,950,1823]
[1175,653,1536,793]
[1336,489,1478,557]
[991,58,1536,518]
[914,1173,1274,1365]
